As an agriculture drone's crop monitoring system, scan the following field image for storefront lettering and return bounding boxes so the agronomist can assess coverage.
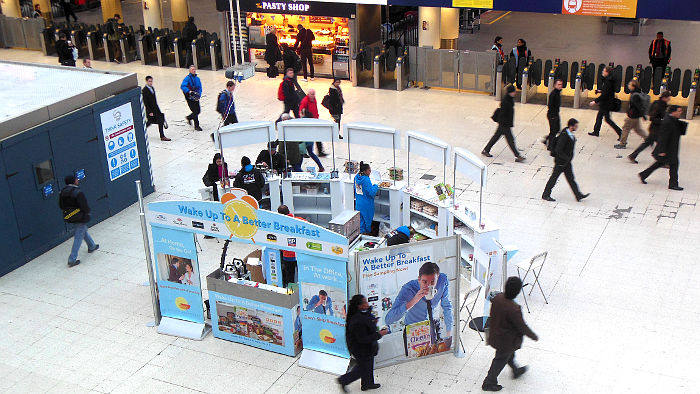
[260,2,310,12]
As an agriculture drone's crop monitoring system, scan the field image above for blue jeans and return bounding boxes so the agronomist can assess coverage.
[69,223,96,263]
[305,142,324,170]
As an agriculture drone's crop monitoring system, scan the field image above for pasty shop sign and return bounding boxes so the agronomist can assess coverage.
[258,1,310,12]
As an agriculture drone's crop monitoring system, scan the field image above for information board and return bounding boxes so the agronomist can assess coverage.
[452,0,493,8]
[562,0,637,18]
[100,102,140,181]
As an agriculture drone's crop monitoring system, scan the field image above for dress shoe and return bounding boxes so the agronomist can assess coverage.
[203,235,215,239]
[319,167,325,173]
[186,116,192,125]
[302,154,310,158]
[87,244,100,253]
[638,173,647,184]
[576,193,590,202]
[339,134,343,139]
[614,144,626,149]
[513,366,528,379]
[669,185,684,191]
[361,384,380,391]
[481,150,493,158]
[588,132,599,137]
[195,126,203,131]
[337,378,347,393]
[482,383,503,391]
[515,156,526,163]
[318,152,328,157]
[628,155,638,164]
[68,260,81,267]
[160,137,171,141]
[542,196,556,202]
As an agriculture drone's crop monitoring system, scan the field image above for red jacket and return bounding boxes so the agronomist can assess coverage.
[299,96,319,118]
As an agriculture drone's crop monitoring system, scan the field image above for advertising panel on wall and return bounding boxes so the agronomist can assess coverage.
[100,102,140,181]
[562,0,637,18]
[151,226,204,323]
[452,0,493,8]
[297,253,350,358]
[355,236,460,367]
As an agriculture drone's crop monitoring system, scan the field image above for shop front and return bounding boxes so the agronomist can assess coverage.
[241,0,356,78]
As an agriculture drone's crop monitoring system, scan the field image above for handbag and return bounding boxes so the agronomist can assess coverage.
[611,97,622,112]
[202,171,214,187]
[491,107,501,122]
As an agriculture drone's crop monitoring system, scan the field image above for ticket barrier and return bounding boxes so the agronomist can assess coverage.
[396,54,408,91]
[209,37,223,71]
[118,30,139,64]
[138,31,158,65]
[40,27,56,55]
[520,67,537,104]
[173,37,186,68]
[192,37,211,70]
[70,27,89,58]
[156,32,178,67]
[86,27,105,60]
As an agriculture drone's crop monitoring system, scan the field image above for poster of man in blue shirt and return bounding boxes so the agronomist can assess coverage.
[305,290,334,316]
[384,262,453,356]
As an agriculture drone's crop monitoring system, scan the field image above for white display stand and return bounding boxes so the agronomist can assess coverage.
[405,130,451,186]
[341,122,405,229]
[281,175,345,227]
[277,118,340,171]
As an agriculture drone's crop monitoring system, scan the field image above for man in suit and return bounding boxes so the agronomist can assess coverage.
[142,76,170,141]
[543,79,562,147]
[639,105,687,190]
[168,258,181,282]
[542,118,590,202]
[482,277,538,392]
[588,66,622,138]
[482,85,526,162]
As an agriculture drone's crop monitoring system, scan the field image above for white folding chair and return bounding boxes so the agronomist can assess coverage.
[515,251,548,313]
[459,282,484,351]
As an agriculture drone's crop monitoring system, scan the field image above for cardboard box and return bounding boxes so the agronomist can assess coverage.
[244,249,265,284]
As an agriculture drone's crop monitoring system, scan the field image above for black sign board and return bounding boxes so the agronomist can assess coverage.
[217,0,356,17]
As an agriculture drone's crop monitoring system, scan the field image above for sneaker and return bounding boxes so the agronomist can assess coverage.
[614,144,626,149]
[513,366,528,379]
[310,77,315,81]
[361,384,380,391]
[194,126,203,131]
[481,150,493,158]
[68,260,81,267]
[515,156,526,162]
[576,193,590,202]
[628,155,638,164]
[481,384,503,392]
[88,244,100,253]
[160,137,172,141]
[302,78,308,82]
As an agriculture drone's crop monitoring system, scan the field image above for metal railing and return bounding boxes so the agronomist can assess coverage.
[408,46,497,94]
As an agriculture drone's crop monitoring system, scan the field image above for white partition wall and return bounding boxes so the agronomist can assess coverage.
[453,147,487,225]
[278,118,340,171]
[406,130,451,185]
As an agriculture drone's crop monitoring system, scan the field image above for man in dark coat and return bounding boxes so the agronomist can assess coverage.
[59,175,99,267]
[56,33,76,67]
[282,68,300,118]
[629,91,671,163]
[264,28,281,73]
[482,277,538,392]
[233,156,265,201]
[588,66,622,137]
[544,79,562,148]
[182,17,198,67]
[482,85,525,162]
[649,32,671,84]
[542,118,590,202]
[256,142,286,174]
[639,105,687,190]
[142,76,170,141]
[294,24,315,81]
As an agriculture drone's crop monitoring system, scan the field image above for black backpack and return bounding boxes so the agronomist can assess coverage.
[105,20,116,35]
[548,130,563,157]
[59,187,86,223]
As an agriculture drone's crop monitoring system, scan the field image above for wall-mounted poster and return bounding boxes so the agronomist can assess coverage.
[562,0,637,18]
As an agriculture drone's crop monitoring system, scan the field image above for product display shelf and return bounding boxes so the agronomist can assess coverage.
[448,206,499,271]
[402,185,449,240]
[281,177,344,228]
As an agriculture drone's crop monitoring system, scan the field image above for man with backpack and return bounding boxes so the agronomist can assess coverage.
[106,14,122,63]
[218,81,238,126]
[279,68,300,118]
[628,91,671,163]
[59,176,99,267]
[181,65,203,131]
[615,80,648,149]
[542,118,590,202]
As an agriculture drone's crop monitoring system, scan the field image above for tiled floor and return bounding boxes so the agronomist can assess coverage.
[1,49,699,393]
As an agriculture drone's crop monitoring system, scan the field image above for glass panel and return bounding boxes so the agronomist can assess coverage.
[34,159,54,185]
[459,51,477,90]
[476,52,496,92]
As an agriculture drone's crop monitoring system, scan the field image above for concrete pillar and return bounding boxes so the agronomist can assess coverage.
[171,0,189,32]
[101,0,123,23]
[32,0,52,22]
[1,0,22,18]
[142,0,163,30]
[439,8,459,49]
[418,7,440,49]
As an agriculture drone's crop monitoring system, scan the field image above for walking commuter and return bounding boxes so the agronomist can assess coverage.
[338,294,387,392]
[588,66,622,138]
[105,14,122,63]
[32,4,42,18]
[615,80,648,149]
[491,36,505,65]
[264,27,282,76]
[542,118,590,202]
[354,162,378,234]
[276,113,303,172]
[629,91,671,163]
[182,17,198,68]
[325,78,344,139]
[482,277,538,392]
[649,32,671,84]
[205,153,228,201]
[511,39,531,90]
[217,81,238,126]
[280,68,300,118]
[181,65,203,131]
[233,156,265,201]
[142,76,170,141]
[56,33,76,67]
[482,85,526,162]
[543,79,563,148]
[294,24,315,81]
[639,105,687,191]
[59,0,78,25]
[60,176,99,267]
[300,88,328,158]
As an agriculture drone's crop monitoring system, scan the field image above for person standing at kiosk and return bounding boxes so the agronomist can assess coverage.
[233,156,265,201]
[354,162,378,235]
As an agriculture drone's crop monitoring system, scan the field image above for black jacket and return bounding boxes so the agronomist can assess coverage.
[294,28,315,55]
[498,94,514,128]
[182,21,198,43]
[59,185,90,223]
[627,88,644,119]
[327,86,344,115]
[233,166,265,201]
[278,139,301,166]
[345,310,381,358]
[386,231,409,246]
[487,293,537,352]
[264,32,281,64]
[141,86,161,116]
[282,47,300,73]
[56,39,73,65]
[653,115,687,163]
[206,162,228,185]
[256,149,285,173]
[553,128,576,165]
[282,76,299,106]
[594,76,616,109]
[647,99,667,136]
[547,89,561,118]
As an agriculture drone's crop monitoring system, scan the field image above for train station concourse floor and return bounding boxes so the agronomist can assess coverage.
[1,48,699,393]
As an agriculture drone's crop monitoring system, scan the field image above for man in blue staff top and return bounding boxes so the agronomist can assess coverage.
[306,290,334,316]
[385,262,453,339]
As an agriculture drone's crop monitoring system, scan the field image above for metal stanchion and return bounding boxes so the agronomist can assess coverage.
[573,73,582,109]
[494,64,503,100]
[136,180,161,327]
[373,55,380,89]
[546,75,554,104]
[520,68,529,104]
[396,56,405,91]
